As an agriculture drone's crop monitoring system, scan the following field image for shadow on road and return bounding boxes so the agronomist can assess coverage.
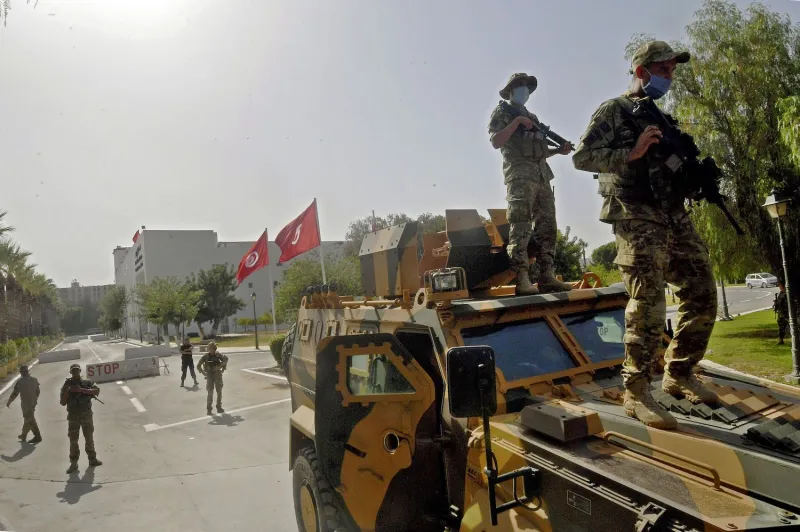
[57,467,103,505]
[183,382,201,393]
[1,442,36,463]
[208,414,244,427]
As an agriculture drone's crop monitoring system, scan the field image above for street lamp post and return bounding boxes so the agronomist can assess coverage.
[763,189,799,384]
[251,292,259,350]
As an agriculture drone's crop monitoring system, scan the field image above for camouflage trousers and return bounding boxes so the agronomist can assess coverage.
[614,219,717,387]
[206,372,223,409]
[67,411,96,461]
[779,317,789,342]
[20,404,40,439]
[505,177,556,272]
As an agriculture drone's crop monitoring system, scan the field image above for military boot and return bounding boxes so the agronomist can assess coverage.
[537,265,574,294]
[514,269,539,295]
[180,379,184,387]
[88,458,103,467]
[66,461,79,474]
[18,433,27,442]
[216,404,225,414]
[207,407,213,416]
[623,379,678,430]
[29,432,42,444]
[662,369,718,405]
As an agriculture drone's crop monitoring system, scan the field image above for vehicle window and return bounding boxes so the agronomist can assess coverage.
[346,354,415,395]
[461,319,577,381]
[562,309,625,364]
[760,273,772,278]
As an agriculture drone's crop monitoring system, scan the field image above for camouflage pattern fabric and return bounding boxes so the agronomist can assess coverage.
[614,219,717,385]
[60,378,98,415]
[488,101,555,184]
[505,178,556,272]
[572,93,689,226]
[206,372,223,409]
[10,375,41,439]
[67,411,96,461]
[21,404,40,439]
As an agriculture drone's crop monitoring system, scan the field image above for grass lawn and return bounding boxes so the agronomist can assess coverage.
[705,309,795,384]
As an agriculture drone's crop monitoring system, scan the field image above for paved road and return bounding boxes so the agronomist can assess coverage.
[666,285,778,325]
[0,339,295,532]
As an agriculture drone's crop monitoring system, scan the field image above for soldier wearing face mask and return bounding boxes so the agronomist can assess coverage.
[488,73,574,295]
[572,41,718,431]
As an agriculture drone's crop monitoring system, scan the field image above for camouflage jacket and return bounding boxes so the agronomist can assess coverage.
[572,92,689,226]
[488,100,555,184]
[775,292,789,319]
[197,352,228,374]
[8,375,40,407]
[60,377,99,415]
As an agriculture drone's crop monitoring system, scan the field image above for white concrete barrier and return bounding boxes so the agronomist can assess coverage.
[90,334,109,342]
[38,349,81,364]
[124,345,177,359]
[63,337,80,344]
[85,356,160,383]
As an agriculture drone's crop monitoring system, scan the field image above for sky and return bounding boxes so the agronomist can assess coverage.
[1,0,799,287]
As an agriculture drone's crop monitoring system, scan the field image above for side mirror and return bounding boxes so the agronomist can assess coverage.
[446,345,497,418]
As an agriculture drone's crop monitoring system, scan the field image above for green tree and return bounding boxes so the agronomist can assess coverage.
[591,242,617,270]
[187,264,245,338]
[99,286,129,334]
[552,227,587,282]
[626,1,800,287]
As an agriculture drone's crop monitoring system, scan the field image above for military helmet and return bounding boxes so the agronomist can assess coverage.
[69,363,81,371]
[208,341,217,351]
[19,364,29,373]
[499,72,538,100]
[630,40,690,72]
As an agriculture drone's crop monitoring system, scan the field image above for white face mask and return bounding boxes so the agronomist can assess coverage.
[510,86,530,106]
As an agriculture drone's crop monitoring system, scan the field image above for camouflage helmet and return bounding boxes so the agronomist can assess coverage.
[499,72,538,100]
[208,341,217,352]
[630,40,690,73]
[69,363,81,371]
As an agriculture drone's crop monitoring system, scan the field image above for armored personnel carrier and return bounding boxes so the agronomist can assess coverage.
[283,209,800,532]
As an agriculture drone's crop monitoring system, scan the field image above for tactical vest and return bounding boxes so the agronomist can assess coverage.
[496,101,549,161]
[64,378,94,414]
[205,353,225,373]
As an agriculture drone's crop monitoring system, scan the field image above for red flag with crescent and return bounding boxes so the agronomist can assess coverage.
[275,200,321,265]
[236,230,269,285]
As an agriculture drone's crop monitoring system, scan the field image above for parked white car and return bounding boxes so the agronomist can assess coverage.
[745,272,779,289]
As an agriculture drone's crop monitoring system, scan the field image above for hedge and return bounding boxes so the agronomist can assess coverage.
[269,334,287,367]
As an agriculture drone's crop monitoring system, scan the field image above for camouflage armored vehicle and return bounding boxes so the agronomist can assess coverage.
[284,209,800,532]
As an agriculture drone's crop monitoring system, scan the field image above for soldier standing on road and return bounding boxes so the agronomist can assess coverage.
[179,336,199,387]
[6,365,42,444]
[572,41,718,430]
[60,363,103,473]
[197,341,228,415]
[488,73,575,295]
[775,282,790,345]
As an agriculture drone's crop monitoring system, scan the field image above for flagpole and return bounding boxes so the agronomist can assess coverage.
[266,229,277,336]
[314,198,327,285]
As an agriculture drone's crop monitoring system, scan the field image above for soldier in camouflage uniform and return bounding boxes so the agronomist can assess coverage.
[488,73,575,295]
[6,365,42,444]
[775,282,790,345]
[572,41,718,430]
[60,363,102,473]
[197,341,228,415]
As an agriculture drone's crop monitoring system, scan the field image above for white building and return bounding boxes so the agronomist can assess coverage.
[113,228,344,341]
[58,280,114,307]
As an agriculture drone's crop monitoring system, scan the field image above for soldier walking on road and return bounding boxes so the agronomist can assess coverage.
[572,41,718,430]
[197,341,228,415]
[6,365,42,444]
[775,282,790,345]
[179,337,199,387]
[60,363,103,473]
[488,72,575,295]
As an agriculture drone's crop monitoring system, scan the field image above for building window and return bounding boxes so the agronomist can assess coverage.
[248,282,253,289]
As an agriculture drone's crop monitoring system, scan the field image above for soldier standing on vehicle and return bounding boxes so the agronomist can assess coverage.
[179,336,198,387]
[6,365,42,444]
[775,282,790,345]
[197,341,228,415]
[60,363,102,473]
[572,40,718,430]
[488,73,575,295]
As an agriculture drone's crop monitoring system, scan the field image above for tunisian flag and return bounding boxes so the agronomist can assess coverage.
[236,230,270,285]
[275,200,321,265]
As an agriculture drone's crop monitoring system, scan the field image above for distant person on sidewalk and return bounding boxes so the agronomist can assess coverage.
[6,365,42,444]
[774,282,791,345]
[197,342,228,415]
[179,337,198,387]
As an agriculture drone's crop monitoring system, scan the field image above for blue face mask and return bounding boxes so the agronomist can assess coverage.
[642,68,671,100]
[510,86,530,106]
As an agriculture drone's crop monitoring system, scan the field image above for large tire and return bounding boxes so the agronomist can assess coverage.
[762,282,767,288]
[293,447,348,532]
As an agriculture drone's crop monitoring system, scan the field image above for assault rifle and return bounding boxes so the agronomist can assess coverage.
[498,101,574,152]
[630,99,744,235]
[63,379,105,404]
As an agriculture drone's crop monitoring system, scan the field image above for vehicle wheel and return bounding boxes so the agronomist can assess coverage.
[762,282,767,288]
[293,447,347,532]
[748,284,752,289]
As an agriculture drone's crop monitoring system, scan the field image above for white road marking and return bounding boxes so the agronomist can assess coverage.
[85,343,103,362]
[241,368,287,381]
[742,299,752,303]
[121,385,133,396]
[116,381,123,385]
[130,398,147,412]
[143,398,291,432]
[0,360,40,397]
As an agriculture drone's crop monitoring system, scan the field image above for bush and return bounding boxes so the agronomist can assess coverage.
[30,338,39,353]
[269,334,287,367]
[19,338,30,355]
[5,340,18,360]
[0,343,7,364]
